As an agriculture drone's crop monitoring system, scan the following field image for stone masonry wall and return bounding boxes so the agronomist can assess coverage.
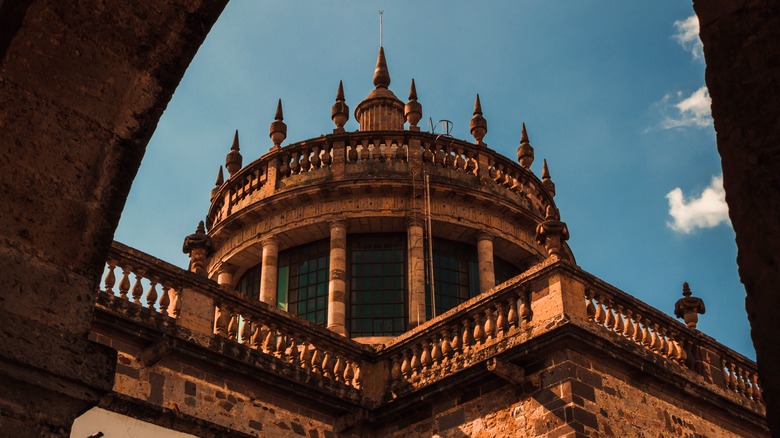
[91,331,340,438]
[377,349,766,438]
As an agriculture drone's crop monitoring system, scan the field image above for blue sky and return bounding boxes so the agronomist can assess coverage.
[114,1,752,358]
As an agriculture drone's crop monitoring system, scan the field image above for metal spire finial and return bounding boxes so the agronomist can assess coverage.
[379,10,384,47]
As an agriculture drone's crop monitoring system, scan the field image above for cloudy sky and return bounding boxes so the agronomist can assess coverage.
[114,1,750,358]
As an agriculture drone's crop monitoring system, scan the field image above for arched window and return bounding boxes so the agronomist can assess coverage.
[236,264,261,300]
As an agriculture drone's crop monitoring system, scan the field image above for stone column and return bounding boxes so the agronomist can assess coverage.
[259,236,279,305]
[407,217,427,328]
[328,221,347,336]
[477,232,496,293]
[216,263,237,292]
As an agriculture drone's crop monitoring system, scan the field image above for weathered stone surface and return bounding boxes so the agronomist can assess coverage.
[693,2,780,434]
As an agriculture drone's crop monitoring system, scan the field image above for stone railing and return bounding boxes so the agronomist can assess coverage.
[102,243,183,318]
[206,131,553,230]
[585,277,764,409]
[98,242,374,404]
[378,261,544,400]
[96,242,763,414]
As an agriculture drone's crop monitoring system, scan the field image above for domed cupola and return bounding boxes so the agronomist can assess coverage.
[354,47,405,131]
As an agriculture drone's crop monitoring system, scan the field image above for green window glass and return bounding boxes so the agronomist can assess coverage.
[495,256,522,285]
[426,238,478,319]
[236,264,261,300]
[348,234,406,337]
[277,239,329,326]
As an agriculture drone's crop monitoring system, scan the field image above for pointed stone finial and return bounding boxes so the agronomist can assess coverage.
[405,79,422,131]
[674,282,706,329]
[215,165,224,186]
[331,81,349,133]
[469,94,488,145]
[182,221,214,275]
[535,206,569,260]
[210,166,224,201]
[373,47,391,89]
[225,130,243,175]
[541,159,556,197]
[517,122,535,168]
[269,99,287,149]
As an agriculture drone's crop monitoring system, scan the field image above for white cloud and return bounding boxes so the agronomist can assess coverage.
[673,15,704,61]
[661,86,713,129]
[666,175,730,233]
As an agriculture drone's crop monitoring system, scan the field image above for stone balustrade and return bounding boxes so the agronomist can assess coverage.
[585,279,764,408]
[102,243,182,318]
[98,241,374,404]
[96,242,764,414]
[380,271,535,399]
[206,131,554,231]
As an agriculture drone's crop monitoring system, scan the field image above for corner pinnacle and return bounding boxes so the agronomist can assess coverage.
[542,159,550,179]
[521,122,529,143]
[474,94,483,115]
[275,99,284,121]
[336,80,345,102]
[215,165,224,186]
[373,47,391,88]
[231,130,240,151]
[409,78,418,100]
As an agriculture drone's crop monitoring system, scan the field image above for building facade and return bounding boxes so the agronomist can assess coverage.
[81,47,769,437]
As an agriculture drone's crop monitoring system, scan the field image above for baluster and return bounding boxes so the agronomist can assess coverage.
[299,340,312,369]
[391,354,402,382]
[462,320,474,350]
[361,139,370,161]
[321,351,332,378]
[309,346,321,373]
[240,316,252,346]
[146,280,158,310]
[435,144,446,166]
[390,142,398,162]
[420,340,432,370]
[344,360,355,386]
[623,310,634,338]
[440,331,452,360]
[752,373,763,404]
[275,331,287,356]
[227,310,238,341]
[604,300,616,330]
[641,318,652,347]
[159,285,171,316]
[614,305,625,334]
[131,273,144,304]
[311,145,321,169]
[431,336,443,366]
[450,326,461,356]
[333,355,343,382]
[322,144,332,166]
[728,362,739,391]
[104,260,117,293]
[594,293,607,325]
[299,148,310,173]
[737,366,747,396]
[290,151,300,174]
[117,268,133,298]
[496,303,508,335]
[353,364,362,390]
[401,349,412,378]
[372,139,381,161]
[666,329,677,359]
[249,321,262,349]
[262,326,276,353]
[507,296,519,329]
[455,147,466,170]
[519,289,533,324]
[410,345,421,376]
[422,142,433,162]
[585,289,596,321]
[633,314,644,344]
[676,337,688,365]
[484,309,496,340]
[172,287,182,318]
[650,323,661,353]
[657,327,669,358]
[473,314,486,345]
[285,335,297,359]
[214,305,228,337]
[347,144,357,162]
